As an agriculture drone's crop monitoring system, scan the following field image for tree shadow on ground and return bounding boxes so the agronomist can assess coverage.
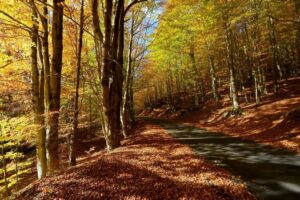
[16,123,254,200]
[156,121,300,200]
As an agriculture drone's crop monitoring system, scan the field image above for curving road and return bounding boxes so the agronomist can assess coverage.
[150,119,300,200]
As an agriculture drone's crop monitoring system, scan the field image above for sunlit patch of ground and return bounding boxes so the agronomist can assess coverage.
[16,121,255,200]
[143,77,300,154]
[177,95,300,154]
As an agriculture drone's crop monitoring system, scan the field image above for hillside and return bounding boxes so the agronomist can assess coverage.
[140,77,300,153]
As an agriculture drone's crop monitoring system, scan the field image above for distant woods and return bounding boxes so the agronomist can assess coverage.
[139,0,300,114]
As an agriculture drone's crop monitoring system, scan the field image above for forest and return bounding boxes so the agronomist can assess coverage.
[0,0,300,199]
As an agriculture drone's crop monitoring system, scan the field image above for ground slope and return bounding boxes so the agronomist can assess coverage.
[17,121,254,200]
[141,77,300,153]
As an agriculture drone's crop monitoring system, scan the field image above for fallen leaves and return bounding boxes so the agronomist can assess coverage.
[16,121,255,200]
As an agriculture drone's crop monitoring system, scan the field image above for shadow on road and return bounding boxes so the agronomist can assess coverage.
[148,118,300,200]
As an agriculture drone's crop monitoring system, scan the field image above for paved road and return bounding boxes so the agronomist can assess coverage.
[150,119,300,200]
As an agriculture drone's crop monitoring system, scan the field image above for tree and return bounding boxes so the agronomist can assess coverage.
[138,0,299,114]
[29,0,47,179]
[47,0,64,174]
[91,0,146,150]
[69,0,85,166]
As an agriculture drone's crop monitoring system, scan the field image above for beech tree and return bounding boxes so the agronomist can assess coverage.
[137,0,299,114]
[91,0,147,150]
[44,0,64,174]
[1,1,299,193]
[69,0,85,167]
[29,0,47,179]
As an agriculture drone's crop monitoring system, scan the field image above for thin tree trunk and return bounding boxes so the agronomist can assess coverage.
[251,2,262,104]
[129,69,135,124]
[268,17,279,98]
[91,0,106,134]
[224,16,241,114]
[189,44,200,107]
[30,0,47,179]
[209,55,219,102]
[41,1,51,175]
[253,67,260,104]
[121,14,134,137]
[295,0,300,70]
[69,0,84,166]
[15,154,19,190]
[1,135,10,196]
[205,42,219,102]
[117,1,125,138]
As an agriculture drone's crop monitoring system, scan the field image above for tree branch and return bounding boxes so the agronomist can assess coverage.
[0,10,32,33]
[124,0,147,17]
[268,15,300,25]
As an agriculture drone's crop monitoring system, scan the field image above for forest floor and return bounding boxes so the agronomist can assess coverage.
[16,121,255,200]
[140,77,300,154]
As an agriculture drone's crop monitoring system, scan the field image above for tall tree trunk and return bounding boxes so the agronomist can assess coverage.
[29,0,47,179]
[205,42,219,102]
[251,1,262,104]
[208,55,219,102]
[224,16,241,114]
[189,44,200,107]
[47,0,64,174]
[69,0,84,166]
[242,22,256,104]
[253,67,260,104]
[268,17,279,98]
[91,0,106,134]
[116,1,125,138]
[129,69,135,124]
[1,132,10,196]
[41,2,51,173]
[101,0,124,150]
[295,0,300,70]
[166,65,173,105]
[121,14,134,137]
[92,0,144,150]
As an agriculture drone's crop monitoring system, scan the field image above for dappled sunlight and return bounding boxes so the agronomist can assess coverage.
[0,0,299,198]
[17,122,254,200]
[153,120,300,200]
[162,79,300,155]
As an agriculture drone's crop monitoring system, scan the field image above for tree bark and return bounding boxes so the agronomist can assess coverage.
[129,68,135,124]
[251,2,262,104]
[268,17,279,98]
[204,41,219,102]
[121,14,134,137]
[29,0,47,179]
[1,131,10,196]
[224,16,241,114]
[101,0,124,150]
[92,0,144,150]
[189,44,200,107]
[41,2,51,168]
[47,0,64,174]
[91,0,106,133]
[295,0,300,70]
[69,0,84,166]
